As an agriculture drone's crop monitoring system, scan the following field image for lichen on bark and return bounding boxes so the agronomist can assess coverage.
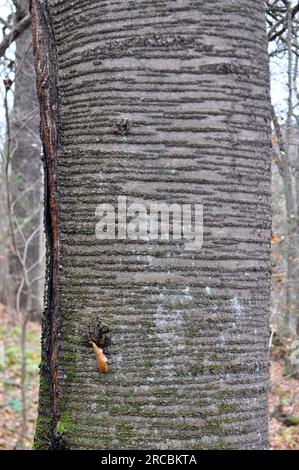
[31,0,271,450]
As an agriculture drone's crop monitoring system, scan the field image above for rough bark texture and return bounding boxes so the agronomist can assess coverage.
[32,0,271,450]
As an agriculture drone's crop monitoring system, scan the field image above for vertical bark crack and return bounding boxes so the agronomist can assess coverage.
[30,0,61,447]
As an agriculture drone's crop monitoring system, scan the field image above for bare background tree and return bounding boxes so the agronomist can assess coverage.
[0,0,43,448]
[266,1,299,376]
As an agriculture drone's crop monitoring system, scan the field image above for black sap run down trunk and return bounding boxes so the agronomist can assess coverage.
[31,0,272,450]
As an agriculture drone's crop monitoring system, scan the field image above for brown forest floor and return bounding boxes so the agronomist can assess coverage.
[269,359,299,449]
[0,303,299,450]
[0,303,40,449]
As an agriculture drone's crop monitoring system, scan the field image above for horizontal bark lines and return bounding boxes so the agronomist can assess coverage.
[33,0,271,449]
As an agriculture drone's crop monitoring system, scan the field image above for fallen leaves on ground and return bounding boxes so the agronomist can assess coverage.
[269,359,299,450]
[0,303,40,450]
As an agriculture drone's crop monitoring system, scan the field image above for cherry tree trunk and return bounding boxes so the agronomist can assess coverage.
[31,0,271,450]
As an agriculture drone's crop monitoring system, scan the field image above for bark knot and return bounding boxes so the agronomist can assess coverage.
[114,118,131,136]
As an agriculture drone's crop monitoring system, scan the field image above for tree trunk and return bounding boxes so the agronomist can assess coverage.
[31,0,272,450]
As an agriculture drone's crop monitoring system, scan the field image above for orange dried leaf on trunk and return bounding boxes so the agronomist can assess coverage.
[89,339,108,373]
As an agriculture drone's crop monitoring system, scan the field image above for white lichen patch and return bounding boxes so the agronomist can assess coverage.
[230,296,244,316]
[204,286,211,296]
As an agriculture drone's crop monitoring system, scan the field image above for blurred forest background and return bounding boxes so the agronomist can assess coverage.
[0,0,299,450]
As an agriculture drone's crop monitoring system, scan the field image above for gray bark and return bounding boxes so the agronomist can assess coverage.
[32,0,272,450]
